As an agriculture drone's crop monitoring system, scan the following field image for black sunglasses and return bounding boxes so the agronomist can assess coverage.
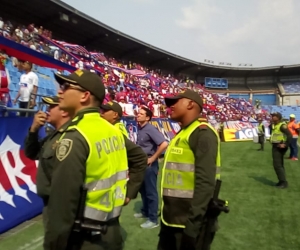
[61,82,86,92]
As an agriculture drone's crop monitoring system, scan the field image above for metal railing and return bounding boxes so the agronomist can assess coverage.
[1,93,48,117]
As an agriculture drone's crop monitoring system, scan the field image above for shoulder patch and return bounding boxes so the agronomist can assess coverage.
[56,139,73,161]
[281,124,287,129]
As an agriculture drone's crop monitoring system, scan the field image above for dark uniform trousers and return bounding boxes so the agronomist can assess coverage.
[258,135,265,150]
[272,145,288,182]
[157,222,215,250]
[65,218,123,250]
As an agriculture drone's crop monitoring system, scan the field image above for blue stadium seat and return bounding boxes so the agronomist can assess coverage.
[282,82,300,93]
[262,105,300,120]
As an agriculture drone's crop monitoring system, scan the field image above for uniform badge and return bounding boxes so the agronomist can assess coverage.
[74,69,83,76]
[56,139,73,161]
[52,140,59,150]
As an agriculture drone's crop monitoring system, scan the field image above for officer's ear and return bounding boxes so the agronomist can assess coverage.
[113,111,119,120]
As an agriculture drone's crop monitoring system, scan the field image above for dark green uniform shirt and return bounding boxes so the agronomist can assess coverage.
[25,108,147,250]
[24,121,71,200]
[183,122,218,238]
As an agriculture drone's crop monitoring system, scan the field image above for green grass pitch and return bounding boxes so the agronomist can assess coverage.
[1,141,300,250]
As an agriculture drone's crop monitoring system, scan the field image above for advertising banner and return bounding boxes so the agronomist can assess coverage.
[0,116,266,233]
[223,121,270,142]
[0,117,179,234]
[0,117,44,234]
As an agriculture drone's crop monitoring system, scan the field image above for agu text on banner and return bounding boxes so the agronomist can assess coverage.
[223,120,270,142]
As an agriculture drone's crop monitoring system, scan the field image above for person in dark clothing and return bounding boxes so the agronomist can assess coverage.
[269,112,292,189]
[257,118,265,151]
[24,96,71,231]
[157,89,220,250]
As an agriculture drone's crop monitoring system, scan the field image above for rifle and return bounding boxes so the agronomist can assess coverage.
[200,179,229,250]
[73,186,108,234]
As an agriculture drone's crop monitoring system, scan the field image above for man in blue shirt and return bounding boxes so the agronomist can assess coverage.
[134,106,168,229]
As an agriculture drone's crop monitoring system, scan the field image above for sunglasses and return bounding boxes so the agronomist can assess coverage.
[61,82,86,92]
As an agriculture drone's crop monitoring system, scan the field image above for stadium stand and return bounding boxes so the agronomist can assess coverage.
[282,82,300,93]
[0,0,299,120]
[261,105,300,120]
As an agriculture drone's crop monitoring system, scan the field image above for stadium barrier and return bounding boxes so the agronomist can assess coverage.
[0,114,265,233]
[0,116,179,233]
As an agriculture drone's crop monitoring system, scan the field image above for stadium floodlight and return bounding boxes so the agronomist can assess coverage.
[59,13,69,22]
[238,63,253,67]
[204,59,214,64]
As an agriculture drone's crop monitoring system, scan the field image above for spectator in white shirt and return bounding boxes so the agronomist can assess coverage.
[14,61,38,116]
[152,99,161,118]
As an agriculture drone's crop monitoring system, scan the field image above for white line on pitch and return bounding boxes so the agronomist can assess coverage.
[16,236,43,250]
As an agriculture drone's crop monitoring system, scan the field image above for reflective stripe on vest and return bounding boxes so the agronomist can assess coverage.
[85,171,128,191]
[60,113,128,222]
[115,122,129,138]
[270,122,286,143]
[161,120,221,228]
[85,205,122,222]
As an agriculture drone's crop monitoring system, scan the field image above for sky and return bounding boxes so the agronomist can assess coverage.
[62,0,300,67]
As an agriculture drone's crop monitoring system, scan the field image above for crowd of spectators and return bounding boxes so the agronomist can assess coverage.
[0,17,269,122]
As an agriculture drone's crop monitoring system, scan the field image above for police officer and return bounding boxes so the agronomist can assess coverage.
[101,101,148,206]
[41,69,128,250]
[101,101,129,137]
[270,112,292,189]
[257,118,265,151]
[157,89,221,250]
[24,96,72,232]
[25,96,71,159]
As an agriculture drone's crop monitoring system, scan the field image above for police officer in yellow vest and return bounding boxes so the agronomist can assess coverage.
[158,89,221,250]
[42,69,129,250]
[101,101,129,138]
[270,112,292,189]
[101,100,148,203]
[257,118,265,151]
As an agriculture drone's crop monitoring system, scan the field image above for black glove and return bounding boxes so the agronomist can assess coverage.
[180,232,196,250]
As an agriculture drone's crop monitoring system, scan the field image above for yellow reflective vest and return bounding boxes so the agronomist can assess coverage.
[160,120,221,228]
[61,113,128,222]
[270,122,286,143]
[115,121,129,138]
[258,123,264,135]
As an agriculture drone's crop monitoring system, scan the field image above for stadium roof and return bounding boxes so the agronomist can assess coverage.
[1,0,300,79]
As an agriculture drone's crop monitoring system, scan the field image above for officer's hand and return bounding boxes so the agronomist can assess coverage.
[123,197,131,206]
[278,144,286,148]
[147,156,155,166]
[180,233,196,250]
[30,111,47,132]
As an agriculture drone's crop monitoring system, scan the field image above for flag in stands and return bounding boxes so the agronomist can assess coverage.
[53,40,90,56]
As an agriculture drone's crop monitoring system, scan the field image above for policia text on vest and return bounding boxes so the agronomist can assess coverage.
[95,135,125,158]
